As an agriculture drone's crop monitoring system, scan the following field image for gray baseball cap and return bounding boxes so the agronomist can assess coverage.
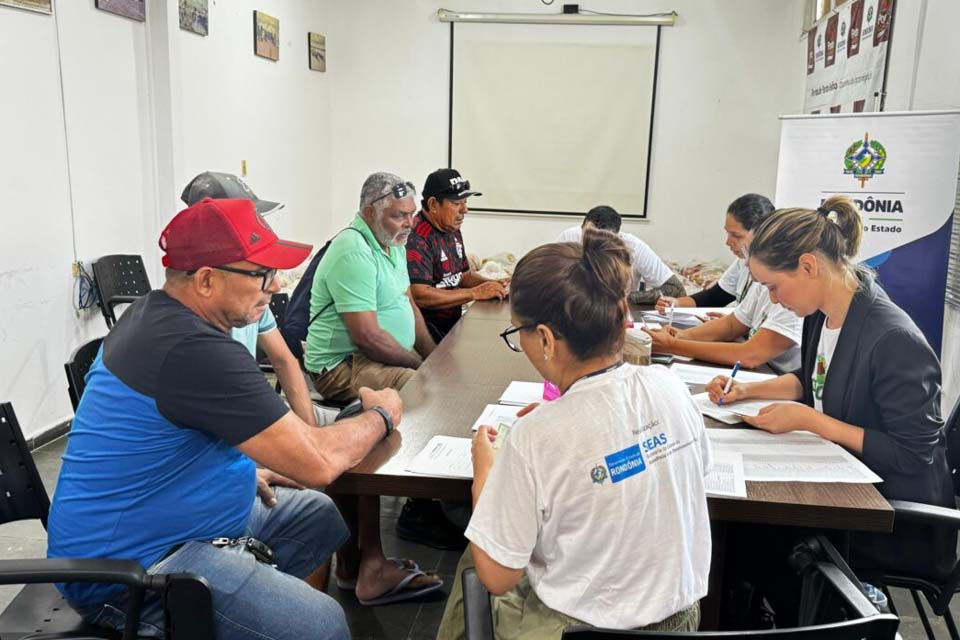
[181,171,284,215]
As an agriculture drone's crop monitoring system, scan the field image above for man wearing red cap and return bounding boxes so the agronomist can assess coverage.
[47,198,404,639]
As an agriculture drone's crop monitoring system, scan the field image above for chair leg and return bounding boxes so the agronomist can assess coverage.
[912,589,938,640]
[944,604,960,640]
[881,585,898,616]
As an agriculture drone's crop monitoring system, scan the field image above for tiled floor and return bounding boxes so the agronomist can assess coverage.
[0,435,952,639]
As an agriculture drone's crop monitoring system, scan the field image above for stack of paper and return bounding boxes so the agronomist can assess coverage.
[498,381,543,406]
[405,436,473,479]
[705,450,747,498]
[707,429,881,483]
[671,363,777,386]
[723,399,806,417]
[692,392,742,424]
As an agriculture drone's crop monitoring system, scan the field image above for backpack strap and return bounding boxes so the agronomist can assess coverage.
[306,227,366,330]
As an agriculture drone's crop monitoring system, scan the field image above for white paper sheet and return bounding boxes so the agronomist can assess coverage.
[707,429,882,483]
[724,399,807,418]
[641,312,701,329]
[405,436,474,479]
[670,363,777,386]
[692,392,742,425]
[705,450,747,498]
[499,381,543,406]
[472,404,521,431]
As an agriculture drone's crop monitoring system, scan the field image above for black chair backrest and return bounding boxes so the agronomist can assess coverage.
[463,569,495,640]
[943,394,960,497]
[64,337,105,411]
[269,293,289,330]
[560,615,900,639]
[92,255,151,329]
[0,403,51,530]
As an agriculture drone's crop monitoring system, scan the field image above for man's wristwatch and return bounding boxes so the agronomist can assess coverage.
[370,406,393,438]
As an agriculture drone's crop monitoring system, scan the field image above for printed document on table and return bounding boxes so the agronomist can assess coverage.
[724,399,807,417]
[671,363,777,386]
[472,404,521,431]
[692,392,741,424]
[705,450,747,498]
[406,436,473,479]
[707,429,881,483]
[499,381,543,406]
[641,312,701,329]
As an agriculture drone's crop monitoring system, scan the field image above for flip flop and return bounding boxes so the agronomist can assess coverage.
[334,558,420,591]
[357,568,444,606]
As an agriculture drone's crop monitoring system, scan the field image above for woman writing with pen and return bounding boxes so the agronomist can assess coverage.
[644,194,802,373]
[706,195,955,580]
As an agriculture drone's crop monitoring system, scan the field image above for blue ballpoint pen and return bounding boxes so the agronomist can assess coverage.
[718,360,742,407]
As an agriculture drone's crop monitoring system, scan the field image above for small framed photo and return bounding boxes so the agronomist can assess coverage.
[95,0,145,22]
[308,32,326,72]
[179,0,208,36]
[0,0,52,14]
[254,10,280,61]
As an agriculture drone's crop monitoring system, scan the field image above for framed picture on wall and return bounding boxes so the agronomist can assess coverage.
[95,0,145,22]
[179,0,208,36]
[308,32,326,72]
[0,0,52,14]
[254,10,280,61]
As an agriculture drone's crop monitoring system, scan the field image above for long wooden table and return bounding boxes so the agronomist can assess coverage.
[328,300,893,534]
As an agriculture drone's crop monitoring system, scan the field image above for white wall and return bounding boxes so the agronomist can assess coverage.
[0,0,332,439]
[327,0,807,264]
[0,1,153,440]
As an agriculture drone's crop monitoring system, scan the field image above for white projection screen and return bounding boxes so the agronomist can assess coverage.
[450,22,660,218]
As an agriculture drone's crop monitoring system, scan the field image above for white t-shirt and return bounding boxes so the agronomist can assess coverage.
[733,282,802,373]
[812,323,842,412]
[558,226,675,290]
[467,364,712,629]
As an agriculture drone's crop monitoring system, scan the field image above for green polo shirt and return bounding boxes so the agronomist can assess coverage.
[305,214,415,373]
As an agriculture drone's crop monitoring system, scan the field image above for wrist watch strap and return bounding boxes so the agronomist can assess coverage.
[371,405,393,438]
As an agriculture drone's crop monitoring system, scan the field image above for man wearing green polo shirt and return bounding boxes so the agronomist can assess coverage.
[306,171,436,403]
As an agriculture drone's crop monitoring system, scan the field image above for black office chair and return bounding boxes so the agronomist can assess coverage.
[462,535,899,640]
[873,397,960,640]
[0,402,213,639]
[92,255,151,329]
[269,292,289,332]
[65,337,105,411]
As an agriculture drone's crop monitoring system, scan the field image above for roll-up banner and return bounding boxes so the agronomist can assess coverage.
[776,111,960,353]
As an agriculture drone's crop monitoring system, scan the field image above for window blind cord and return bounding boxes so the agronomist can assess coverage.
[52,0,80,265]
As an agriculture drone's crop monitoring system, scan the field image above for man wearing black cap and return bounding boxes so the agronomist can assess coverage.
[406,168,508,342]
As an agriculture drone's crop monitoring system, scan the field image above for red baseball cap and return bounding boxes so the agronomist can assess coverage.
[159,198,313,271]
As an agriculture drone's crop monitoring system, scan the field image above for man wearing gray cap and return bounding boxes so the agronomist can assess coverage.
[305,172,436,404]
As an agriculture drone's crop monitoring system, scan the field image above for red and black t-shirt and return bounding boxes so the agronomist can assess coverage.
[406,213,470,339]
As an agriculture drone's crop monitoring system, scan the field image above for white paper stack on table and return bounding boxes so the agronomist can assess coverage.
[707,429,881,484]
[472,404,521,431]
[641,307,735,329]
[704,450,747,498]
[405,436,473,479]
[671,363,777,386]
[498,381,543,406]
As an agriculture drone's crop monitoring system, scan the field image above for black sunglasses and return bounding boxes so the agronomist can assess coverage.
[371,181,417,205]
[212,265,278,291]
[436,180,471,199]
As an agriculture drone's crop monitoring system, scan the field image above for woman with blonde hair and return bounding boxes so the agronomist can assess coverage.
[707,195,955,579]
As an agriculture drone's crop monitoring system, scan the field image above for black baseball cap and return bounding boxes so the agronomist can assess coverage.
[180,171,284,215]
[422,168,482,201]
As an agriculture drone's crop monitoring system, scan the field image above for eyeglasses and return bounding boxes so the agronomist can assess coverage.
[213,265,278,291]
[437,180,470,199]
[371,181,417,205]
[499,324,536,352]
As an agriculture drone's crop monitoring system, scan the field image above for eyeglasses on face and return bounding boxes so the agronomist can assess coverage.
[210,265,278,291]
[499,323,536,352]
[371,181,417,205]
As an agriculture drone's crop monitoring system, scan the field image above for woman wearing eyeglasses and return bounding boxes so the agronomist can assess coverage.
[437,228,712,639]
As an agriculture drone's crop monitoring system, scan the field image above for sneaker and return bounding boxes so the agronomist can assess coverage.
[396,499,467,550]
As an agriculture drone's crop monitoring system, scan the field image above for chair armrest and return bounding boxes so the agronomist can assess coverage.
[0,558,148,587]
[462,568,494,640]
[888,499,960,529]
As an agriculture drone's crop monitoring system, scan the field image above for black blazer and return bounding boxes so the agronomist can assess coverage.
[790,275,955,578]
